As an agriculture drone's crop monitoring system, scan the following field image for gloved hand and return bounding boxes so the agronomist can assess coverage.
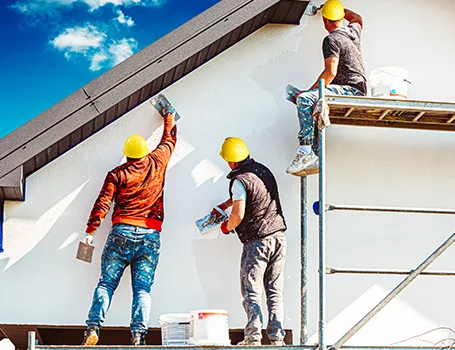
[220,221,231,235]
[162,105,176,117]
[82,233,94,245]
[212,202,228,216]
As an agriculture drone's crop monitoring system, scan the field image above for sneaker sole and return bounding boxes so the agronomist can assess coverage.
[84,334,99,346]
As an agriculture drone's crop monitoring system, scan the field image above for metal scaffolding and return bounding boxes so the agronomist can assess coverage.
[301,79,455,350]
[24,84,455,350]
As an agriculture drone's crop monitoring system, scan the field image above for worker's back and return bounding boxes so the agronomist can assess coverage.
[110,154,167,224]
[323,23,367,95]
[86,117,177,233]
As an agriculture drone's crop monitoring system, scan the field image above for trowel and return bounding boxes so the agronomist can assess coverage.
[195,207,228,234]
[76,241,95,263]
[303,2,323,16]
[150,94,181,121]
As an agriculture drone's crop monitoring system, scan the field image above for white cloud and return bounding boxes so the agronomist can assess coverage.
[11,0,165,13]
[115,9,134,27]
[108,38,137,65]
[51,25,138,71]
[90,53,109,71]
[51,25,106,53]
[83,0,164,10]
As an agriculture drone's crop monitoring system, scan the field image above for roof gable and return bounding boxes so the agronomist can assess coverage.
[0,0,309,200]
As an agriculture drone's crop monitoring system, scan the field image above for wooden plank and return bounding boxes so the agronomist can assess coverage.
[447,114,455,124]
[331,117,455,132]
[378,110,390,120]
[413,111,425,122]
[344,107,355,117]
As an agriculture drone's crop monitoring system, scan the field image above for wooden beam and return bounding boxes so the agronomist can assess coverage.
[378,110,390,120]
[447,114,455,124]
[344,107,355,117]
[331,117,455,132]
[413,111,425,122]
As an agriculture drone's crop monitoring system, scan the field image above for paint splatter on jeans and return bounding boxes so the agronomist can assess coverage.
[86,224,160,334]
[296,85,363,151]
[240,232,287,343]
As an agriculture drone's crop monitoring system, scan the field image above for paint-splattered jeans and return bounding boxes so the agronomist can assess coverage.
[86,224,160,334]
[297,85,363,152]
[241,231,287,343]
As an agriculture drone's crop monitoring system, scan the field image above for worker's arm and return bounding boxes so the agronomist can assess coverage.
[214,198,233,212]
[224,199,245,231]
[151,113,177,166]
[307,56,339,90]
[86,172,117,235]
[344,8,363,28]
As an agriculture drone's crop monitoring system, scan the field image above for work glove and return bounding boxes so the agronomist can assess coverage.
[212,202,228,216]
[220,221,231,235]
[161,105,176,117]
[82,233,94,245]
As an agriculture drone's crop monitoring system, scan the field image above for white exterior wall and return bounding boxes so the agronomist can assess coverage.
[2,0,455,345]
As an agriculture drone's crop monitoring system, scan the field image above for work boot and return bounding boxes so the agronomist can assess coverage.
[237,339,261,346]
[82,327,99,346]
[286,149,319,176]
[130,332,146,346]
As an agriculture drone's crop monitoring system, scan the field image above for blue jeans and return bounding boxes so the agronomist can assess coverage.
[296,85,363,149]
[86,224,160,334]
[241,232,287,343]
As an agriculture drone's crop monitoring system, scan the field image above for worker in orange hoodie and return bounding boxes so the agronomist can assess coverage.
[81,104,177,346]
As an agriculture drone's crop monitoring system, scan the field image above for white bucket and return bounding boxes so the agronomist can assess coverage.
[159,313,191,346]
[190,309,230,346]
[369,66,409,99]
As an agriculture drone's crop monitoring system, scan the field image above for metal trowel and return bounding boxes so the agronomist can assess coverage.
[150,94,181,121]
[76,241,95,263]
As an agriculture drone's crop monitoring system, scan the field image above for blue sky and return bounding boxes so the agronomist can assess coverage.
[0,0,219,139]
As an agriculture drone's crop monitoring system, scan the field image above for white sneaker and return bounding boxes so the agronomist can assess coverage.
[286,149,319,176]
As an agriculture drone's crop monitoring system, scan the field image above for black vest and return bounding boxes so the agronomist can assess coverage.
[228,159,286,243]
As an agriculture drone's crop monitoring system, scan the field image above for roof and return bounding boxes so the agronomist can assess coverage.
[0,0,310,201]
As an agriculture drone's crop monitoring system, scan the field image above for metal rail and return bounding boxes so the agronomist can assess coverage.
[324,203,455,215]
[301,177,308,345]
[318,79,327,350]
[326,267,455,276]
[28,331,36,350]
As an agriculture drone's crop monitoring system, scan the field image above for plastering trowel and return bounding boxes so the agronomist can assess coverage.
[76,241,95,263]
[195,207,228,234]
[150,94,181,121]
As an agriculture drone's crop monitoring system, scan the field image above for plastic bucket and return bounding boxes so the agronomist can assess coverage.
[369,66,409,99]
[159,313,191,346]
[190,309,230,346]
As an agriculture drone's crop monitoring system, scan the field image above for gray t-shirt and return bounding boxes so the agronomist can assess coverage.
[322,23,367,95]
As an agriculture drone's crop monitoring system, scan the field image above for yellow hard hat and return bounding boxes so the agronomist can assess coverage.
[219,137,250,163]
[321,0,345,21]
[123,134,149,159]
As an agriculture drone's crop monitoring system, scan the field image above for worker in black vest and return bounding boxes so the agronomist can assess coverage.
[214,137,287,346]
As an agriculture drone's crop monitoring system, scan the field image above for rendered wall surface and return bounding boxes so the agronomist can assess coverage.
[1,0,455,345]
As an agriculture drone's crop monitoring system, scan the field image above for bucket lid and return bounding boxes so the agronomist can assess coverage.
[159,313,191,323]
[190,309,228,316]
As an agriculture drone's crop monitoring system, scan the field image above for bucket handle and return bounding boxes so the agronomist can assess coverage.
[376,68,411,84]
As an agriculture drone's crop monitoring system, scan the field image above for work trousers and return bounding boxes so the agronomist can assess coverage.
[240,231,287,343]
[86,224,160,334]
[296,85,363,152]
